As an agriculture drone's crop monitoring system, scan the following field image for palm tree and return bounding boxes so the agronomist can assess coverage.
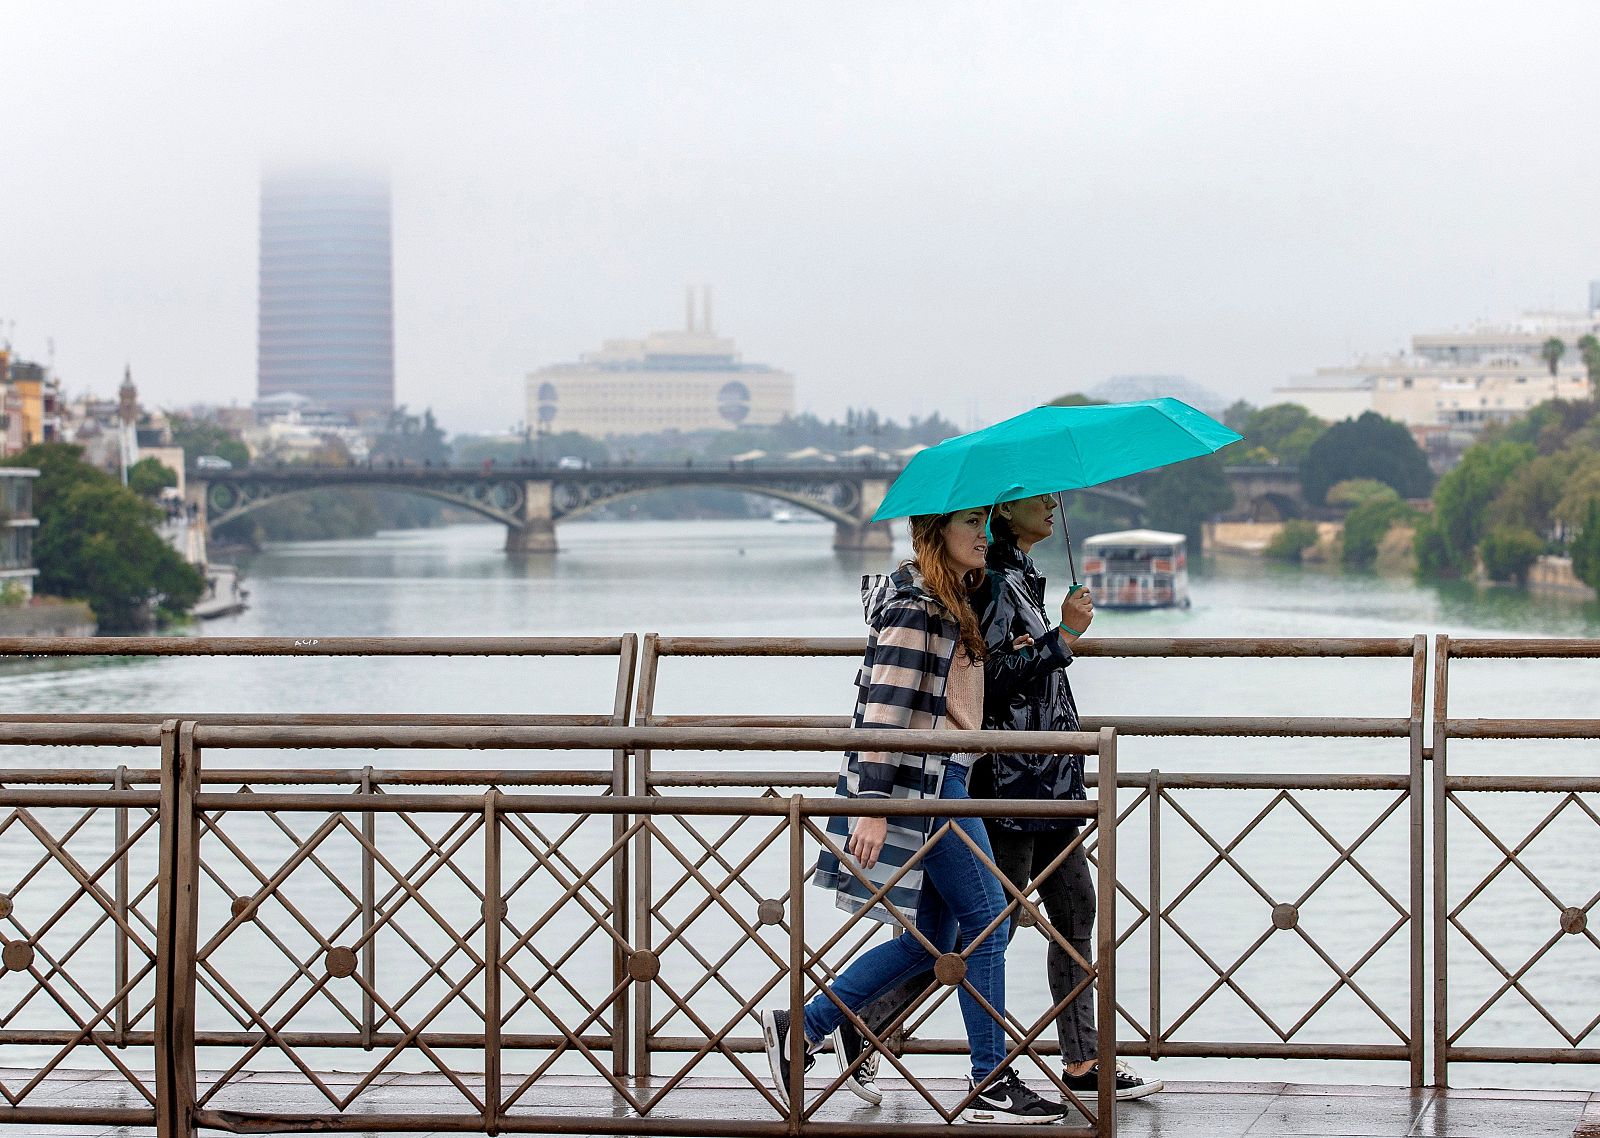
[1542,337,1567,402]
[1578,334,1600,402]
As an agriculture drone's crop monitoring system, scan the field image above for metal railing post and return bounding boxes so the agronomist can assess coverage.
[1148,768,1161,1063]
[154,720,199,1138]
[484,789,502,1135]
[632,634,661,1080]
[1095,727,1118,1137]
[787,794,805,1136]
[612,634,637,1078]
[1408,634,1427,1087]
[114,763,129,1049]
[361,765,375,1051]
[1431,635,1451,1088]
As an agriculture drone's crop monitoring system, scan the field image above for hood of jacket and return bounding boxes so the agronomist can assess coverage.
[859,564,934,627]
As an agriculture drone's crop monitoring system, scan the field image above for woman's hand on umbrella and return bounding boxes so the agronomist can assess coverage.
[1061,587,1094,635]
[848,816,888,869]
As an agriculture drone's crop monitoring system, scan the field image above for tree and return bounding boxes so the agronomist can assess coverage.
[1554,453,1600,530]
[126,456,178,499]
[1542,337,1567,377]
[1571,499,1600,591]
[1265,519,1319,561]
[1486,452,1577,538]
[1300,412,1432,505]
[1047,393,1105,408]
[167,414,249,468]
[3,444,203,630]
[370,406,450,466]
[1338,484,1417,569]
[1414,440,1533,577]
[1141,454,1234,548]
[1243,404,1327,465]
[1479,526,1544,585]
[1579,335,1600,401]
[1498,398,1597,455]
[1223,399,1255,432]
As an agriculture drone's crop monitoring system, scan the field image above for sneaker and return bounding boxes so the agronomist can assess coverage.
[1062,1060,1163,1101]
[830,1020,883,1105]
[761,1008,814,1108]
[960,1067,1068,1124]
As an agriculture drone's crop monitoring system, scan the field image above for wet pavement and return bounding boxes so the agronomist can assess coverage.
[5,1071,1599,1136]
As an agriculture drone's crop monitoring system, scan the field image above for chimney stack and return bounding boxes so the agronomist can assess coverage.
[702,284,714,334]
[685,285,696,333]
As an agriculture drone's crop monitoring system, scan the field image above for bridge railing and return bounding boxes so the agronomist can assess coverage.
[1431,635,1600,1086]
[636,633,1430,1085]
[0,722,1117,1138]
[0,634,638,728]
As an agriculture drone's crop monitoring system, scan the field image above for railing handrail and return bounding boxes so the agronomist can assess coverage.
[650,634,1420,658]
[0,634,631,656]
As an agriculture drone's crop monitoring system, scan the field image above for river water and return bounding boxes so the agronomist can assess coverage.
[1,519,1596,1095]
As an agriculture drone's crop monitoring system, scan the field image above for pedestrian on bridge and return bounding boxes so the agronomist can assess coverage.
[763,506,1069,1125]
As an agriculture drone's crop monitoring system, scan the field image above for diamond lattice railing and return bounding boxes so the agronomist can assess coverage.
[641,806,797,1115]
[1157,787,1412,1048]
[498,804,639,1112]
[0,792,160,1109]
[1447,790,1600,1049]
[193,787,495,1112]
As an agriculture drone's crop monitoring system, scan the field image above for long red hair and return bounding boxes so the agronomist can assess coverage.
[907,512,987,662]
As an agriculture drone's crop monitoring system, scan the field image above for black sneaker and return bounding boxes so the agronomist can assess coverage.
[960,1067,1068,1124]
[830,1020,883,1105]
[761,1008,814,1108]
[1062,1060,1163,1101]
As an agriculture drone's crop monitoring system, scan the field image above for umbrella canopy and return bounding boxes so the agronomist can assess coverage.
[871,398,1241,522]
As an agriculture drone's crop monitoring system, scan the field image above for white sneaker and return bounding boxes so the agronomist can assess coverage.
[829,1020,882,1105]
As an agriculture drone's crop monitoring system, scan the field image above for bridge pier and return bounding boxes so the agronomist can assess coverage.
[507,481,558,554]
[832,520,894,552]
[833,476,895,552]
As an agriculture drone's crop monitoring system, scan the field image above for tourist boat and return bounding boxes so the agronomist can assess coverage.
[1082,529,1190,609]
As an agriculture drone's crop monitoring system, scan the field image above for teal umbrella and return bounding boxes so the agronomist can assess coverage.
[872,397,1242,584]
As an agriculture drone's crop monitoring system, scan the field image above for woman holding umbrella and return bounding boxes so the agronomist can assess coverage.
[979,492,1161,1101]
[762,506,1070,1125]
[816,398,1234,1107]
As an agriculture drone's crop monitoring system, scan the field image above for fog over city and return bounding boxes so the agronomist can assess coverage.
[4,0,1600,434]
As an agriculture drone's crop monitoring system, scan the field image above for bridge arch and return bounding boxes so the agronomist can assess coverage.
[1241,491,1304,522]
[555,480,859,528]
[201,478,526,532]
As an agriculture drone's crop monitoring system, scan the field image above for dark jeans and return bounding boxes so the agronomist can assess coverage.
[856,819,1098,1065]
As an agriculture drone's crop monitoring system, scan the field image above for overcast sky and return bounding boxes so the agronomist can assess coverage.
[4,1,1600,435]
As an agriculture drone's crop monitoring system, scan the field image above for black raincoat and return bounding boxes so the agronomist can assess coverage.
[973,538,1085,832]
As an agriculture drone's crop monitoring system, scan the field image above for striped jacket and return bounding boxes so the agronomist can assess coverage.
[813,565,966,927]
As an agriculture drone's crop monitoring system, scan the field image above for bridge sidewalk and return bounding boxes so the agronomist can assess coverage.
[7,1071,1600,1137]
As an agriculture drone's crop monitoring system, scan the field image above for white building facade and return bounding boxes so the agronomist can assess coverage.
[527,291,795,437]
[1274,301,1597,430]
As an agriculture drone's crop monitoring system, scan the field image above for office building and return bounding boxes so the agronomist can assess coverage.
[257,170,395,421]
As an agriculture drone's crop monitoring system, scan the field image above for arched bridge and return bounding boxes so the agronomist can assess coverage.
[188,463,1305,553]
[190,465,904,554]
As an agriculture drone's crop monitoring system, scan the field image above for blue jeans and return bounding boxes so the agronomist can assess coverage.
[802,762,1010,1080]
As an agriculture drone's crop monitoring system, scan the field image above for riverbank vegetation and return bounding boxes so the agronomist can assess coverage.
[1414,399,1600,588]
[2,444,203,631]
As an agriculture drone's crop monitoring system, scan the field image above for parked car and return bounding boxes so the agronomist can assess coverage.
[195,454,234,471]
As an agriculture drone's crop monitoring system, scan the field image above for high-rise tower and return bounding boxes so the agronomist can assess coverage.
[257,170,395,420]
